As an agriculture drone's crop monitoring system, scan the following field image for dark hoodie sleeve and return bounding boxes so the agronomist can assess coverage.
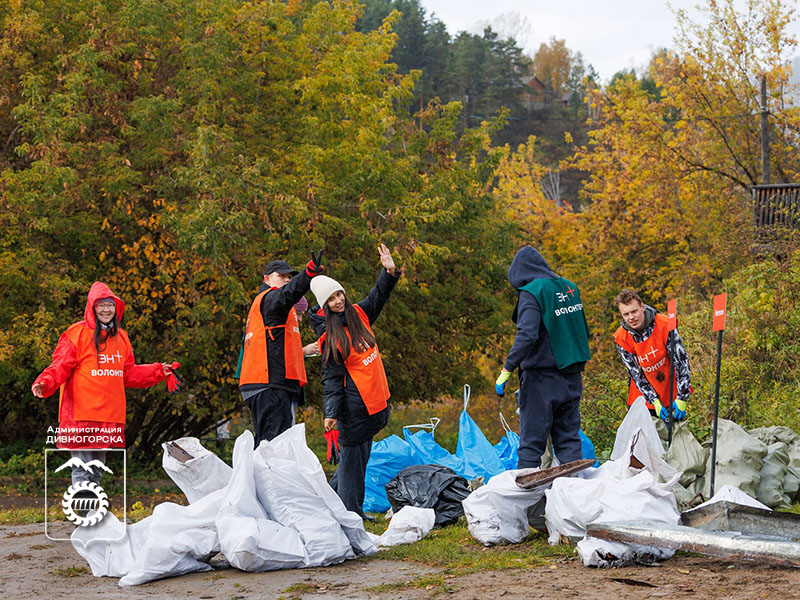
[357,269,400,325]
[260,271,312,326]
[503,291,542,372]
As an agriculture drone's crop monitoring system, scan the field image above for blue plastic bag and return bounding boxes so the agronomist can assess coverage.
[455,385,506,481]
[363,434,421,513]
[493,412,520,470]
[402,418,465,474]
[579,429,600,467]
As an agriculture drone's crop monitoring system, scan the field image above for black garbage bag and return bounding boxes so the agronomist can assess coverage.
[385,464,471,527]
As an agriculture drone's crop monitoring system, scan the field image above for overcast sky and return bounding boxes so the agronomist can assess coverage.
[418,0,800,83]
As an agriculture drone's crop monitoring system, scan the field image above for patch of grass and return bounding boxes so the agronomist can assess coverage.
[52,566,89,577]
[364,519,574,592]
[0,506,62,525]
[781,502,800,514]
[369,573,448,594]
[280,582,344,599]
[0,499,158,526]
[282,582,316,594]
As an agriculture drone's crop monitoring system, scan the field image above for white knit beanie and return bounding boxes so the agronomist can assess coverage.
[310,275,345,308]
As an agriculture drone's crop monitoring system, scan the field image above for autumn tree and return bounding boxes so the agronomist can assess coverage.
[531,36,586,99]
[495,0,800,373]
[0,0,519,457]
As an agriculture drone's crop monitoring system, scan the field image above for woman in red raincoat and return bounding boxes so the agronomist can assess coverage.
[31,282,174,484]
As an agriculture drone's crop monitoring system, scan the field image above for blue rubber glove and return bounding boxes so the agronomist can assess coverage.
[673,399,687,421]
[653,398,670,422]
[495,370,511,397]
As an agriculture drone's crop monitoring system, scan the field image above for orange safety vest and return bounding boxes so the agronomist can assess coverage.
[613,313,678,410]
[239,289,307,387]
[318,305,390,415]
[61,323,131,423]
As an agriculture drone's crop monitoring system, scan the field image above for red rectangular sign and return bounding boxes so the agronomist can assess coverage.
[713,293,727,331]
[667,299,677,331]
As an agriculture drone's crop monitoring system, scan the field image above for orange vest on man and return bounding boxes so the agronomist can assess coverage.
[61,323,132,423]
[613,313,677,409]
[318,305,389,415]
[239,288,307,387]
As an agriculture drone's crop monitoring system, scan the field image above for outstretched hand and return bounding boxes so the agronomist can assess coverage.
[378,243,396,275]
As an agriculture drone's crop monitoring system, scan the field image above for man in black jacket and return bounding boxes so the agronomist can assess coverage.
[495,246,591,468]
[239,255,323,445]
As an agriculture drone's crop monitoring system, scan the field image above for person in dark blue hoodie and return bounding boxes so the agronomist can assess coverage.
[494,246,592,468]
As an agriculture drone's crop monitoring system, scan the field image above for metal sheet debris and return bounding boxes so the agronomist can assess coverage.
[680,500,800,540]
[586,518,800,567]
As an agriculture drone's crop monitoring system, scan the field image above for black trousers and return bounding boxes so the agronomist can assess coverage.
[517,369,583,468]
[329,438,372,517]
[245,387,294,447]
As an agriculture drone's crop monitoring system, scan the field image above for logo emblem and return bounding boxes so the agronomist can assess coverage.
[61,481,109,526]
[639,346,659,364]
[55,458,113,527]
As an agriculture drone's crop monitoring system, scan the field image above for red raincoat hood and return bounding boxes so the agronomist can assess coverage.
[84,282,125,329]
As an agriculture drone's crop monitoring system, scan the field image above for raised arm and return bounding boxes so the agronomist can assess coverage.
[357,243,401,324]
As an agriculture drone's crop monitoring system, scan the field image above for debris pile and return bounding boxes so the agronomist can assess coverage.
[71,425,376,586]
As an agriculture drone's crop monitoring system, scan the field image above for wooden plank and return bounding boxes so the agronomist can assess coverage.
[515,458,596,490]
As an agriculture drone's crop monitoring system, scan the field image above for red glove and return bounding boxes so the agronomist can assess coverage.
[323,429,340,465]
[305,249,325,277]
[165,362,183,394]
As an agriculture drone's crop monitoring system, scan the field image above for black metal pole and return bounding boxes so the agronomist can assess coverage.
[760,74,770,185]
[666,331,675,447]
[709,329,723,497]
[667,358,674,447]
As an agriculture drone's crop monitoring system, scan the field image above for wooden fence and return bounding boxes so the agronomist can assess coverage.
[752,184,800,243]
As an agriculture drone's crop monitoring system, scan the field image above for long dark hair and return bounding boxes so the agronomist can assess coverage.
[321,296,376,365]
[94,313,118,352]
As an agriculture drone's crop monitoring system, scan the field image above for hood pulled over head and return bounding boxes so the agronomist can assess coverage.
[84,282,125,329]
[507,246,557,288]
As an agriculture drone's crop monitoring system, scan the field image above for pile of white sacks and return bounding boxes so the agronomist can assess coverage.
[663,417,800,510]
[72,399,797,579]
[461,397,783,567]
[71,426,379,586]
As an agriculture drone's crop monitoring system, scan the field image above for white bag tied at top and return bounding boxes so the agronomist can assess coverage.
[216,430,308,572]
[253,427,355,567]
[462,469,547,546]
[257,424,377,558]
[161,436,232,504]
